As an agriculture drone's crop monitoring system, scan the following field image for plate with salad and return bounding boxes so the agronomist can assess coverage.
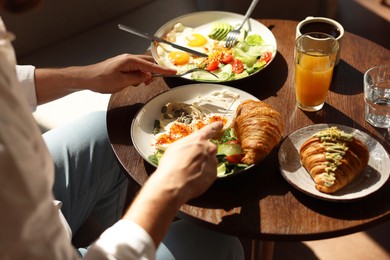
[151,11,277,82]
[130,83,259,178]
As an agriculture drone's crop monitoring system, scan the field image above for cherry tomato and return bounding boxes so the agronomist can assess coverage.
[221,54,233,64]
[226,140,240,145]
[259,51,272,63]
[226,154,244,164]
[206,60,219,71]
[232,59,244,74]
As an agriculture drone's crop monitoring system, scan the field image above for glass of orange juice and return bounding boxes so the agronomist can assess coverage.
[294,32,339,111]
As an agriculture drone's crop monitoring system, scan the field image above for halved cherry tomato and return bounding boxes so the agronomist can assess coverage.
[206,60,219,71]
[259,51,272,63]
[226,140,240,145]
[221,54,233,64]
[226,154,244,164]
[232,59,244,74]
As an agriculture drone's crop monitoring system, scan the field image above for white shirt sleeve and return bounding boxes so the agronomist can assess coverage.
[16,65,37,111]
[85,219,156,260]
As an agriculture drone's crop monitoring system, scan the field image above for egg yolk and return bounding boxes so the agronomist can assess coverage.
[186,33,208,47]
[168,51,190,65]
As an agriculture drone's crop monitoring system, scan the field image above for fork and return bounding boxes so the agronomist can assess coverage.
[153,67,219,78]
[225,0,260,48]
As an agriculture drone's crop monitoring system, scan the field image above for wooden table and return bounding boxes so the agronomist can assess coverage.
[107,19,390,259]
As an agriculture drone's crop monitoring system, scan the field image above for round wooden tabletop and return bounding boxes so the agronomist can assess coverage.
[107,19,390,241]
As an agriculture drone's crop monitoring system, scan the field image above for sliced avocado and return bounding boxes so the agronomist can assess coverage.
[208,22,233,41]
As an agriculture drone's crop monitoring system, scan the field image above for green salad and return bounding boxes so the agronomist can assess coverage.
[157,21,274,82]
[190,22,273,82]
[148,127,250,177]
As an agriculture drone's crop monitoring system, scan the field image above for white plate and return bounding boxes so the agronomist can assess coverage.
[278,124,390,202]
[151,11,277,82]
[131,83,259,176]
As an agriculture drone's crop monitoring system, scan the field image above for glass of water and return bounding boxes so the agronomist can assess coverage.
[364,65,390,128]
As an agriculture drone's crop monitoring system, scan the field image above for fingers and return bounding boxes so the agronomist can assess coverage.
[128,55,177,75]
[124,71,151,87]
[140,62,176,76]
[192,121,222,158]
[110,54,176,87]
[133,55,156,63]
[197,121,224,140]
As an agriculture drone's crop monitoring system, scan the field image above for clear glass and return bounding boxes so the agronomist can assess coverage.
[364,65,390,128]
[294,32,339,112]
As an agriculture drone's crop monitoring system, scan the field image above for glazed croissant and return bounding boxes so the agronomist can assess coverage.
[300,127,369,194]
[233,100,284,165]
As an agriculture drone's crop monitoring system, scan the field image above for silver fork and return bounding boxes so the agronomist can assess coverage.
[153,67,218,78]
[225,0,260,48]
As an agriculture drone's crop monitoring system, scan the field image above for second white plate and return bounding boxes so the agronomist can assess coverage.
[131,83,259,177]
[278,124,390,202]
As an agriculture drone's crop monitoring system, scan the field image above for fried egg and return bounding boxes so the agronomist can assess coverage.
[152,90,241,151]
[186,33,208,47]
[168,51,190,66]
[157,23,217,71]
[153,109,232,150]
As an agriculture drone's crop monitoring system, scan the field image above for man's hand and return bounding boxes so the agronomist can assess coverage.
[124,121,223,246]
[85,54,177,93]
[153,121,223,204]
[34,54,176,104]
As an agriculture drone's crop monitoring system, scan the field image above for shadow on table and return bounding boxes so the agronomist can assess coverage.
[188,145,288,207]
[303,102,389,152]
[239,238,320,260]
[107,103,143,145]
[182,146,290,238]
[365,219,390,256]
[273,241,318,260]
[303,103,364,135]
[331,60,364,95]
[290,176,390,219]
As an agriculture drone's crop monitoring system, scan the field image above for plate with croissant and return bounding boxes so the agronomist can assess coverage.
[131,83,284,178]
[278,124,390,201]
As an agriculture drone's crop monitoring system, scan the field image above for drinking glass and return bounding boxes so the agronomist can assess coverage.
[364,65,390,128]
[294,32,339,112]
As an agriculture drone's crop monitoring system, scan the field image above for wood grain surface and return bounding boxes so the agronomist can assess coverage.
[107,19,390,241]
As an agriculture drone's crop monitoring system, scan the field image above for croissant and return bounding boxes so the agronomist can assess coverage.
[233,100,284,165]
[300,127,369,194]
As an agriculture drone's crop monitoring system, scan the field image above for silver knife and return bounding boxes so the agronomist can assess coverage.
[118,24,209,58]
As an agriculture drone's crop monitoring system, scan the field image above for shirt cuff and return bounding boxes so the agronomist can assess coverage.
[89,219,156,260]
[16,65,37,111]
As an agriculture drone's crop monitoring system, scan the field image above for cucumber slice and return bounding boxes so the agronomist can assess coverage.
[217,163,227,177]
[217,143,243,156]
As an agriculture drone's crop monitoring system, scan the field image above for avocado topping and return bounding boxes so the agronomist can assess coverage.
[208,22,233,41]
[314,127,353,187]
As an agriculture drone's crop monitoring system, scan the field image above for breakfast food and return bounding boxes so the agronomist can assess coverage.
[148,92,285,176]
[208,22,234,41]
[299,127,369,194]
[152,102,230,151]
[158,102,204,129]
[233,100,284,165]
[151,90,239,152]
[155,22,274,81]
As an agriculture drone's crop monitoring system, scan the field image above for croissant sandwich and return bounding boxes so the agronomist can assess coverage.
[300,127,369,194]
[233,100,284,165]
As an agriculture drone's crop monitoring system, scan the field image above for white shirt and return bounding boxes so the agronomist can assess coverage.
[0,17,155,259]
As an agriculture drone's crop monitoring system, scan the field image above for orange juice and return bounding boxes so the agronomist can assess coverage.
[295,52,334,109]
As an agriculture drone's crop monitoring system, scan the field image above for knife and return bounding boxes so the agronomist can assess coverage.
[118,24,209,58]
